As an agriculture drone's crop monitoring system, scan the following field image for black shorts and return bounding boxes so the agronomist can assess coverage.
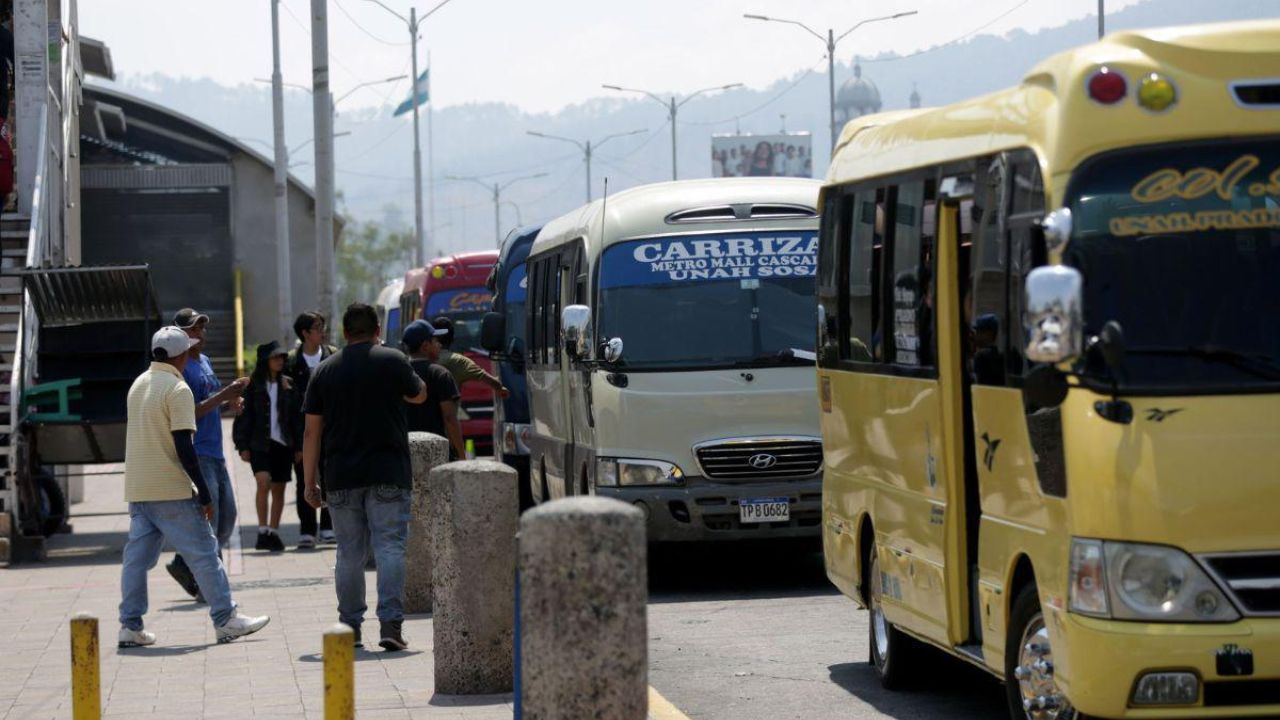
[250,442,294,483]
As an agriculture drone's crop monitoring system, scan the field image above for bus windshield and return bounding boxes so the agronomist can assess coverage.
[1066,138,1280,389]
[425,286,493,354]
[504,263,528,348]
[598,232,817,370]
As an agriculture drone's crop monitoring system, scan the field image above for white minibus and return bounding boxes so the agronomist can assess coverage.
[515,178,824,541]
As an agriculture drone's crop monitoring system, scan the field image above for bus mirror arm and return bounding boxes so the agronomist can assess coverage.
[1087,321,1133,424]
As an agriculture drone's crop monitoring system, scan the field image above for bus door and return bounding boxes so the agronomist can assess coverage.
[529,252,565,501]
[840,181,957,645]
[954,151,1055,663]
[563,242,594,496]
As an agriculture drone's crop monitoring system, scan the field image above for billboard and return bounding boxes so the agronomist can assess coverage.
[712,132,813,179]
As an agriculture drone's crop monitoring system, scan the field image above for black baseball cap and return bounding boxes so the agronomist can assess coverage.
[402,319,447,352]
[173,308,210,329]
[256,340,289,363]
[430,316,455,343]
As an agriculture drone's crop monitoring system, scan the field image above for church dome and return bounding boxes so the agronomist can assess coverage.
[835,62,882,121]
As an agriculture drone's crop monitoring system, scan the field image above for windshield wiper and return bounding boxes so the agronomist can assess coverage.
[1123,345,1280,381]
[732,349,816,367]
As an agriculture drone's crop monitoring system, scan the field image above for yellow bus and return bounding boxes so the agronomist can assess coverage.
[817,20,1280,719]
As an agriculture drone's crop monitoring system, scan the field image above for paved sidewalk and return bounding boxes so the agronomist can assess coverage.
[0,421,514,720]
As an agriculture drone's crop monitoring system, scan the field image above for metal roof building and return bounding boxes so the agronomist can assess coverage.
[78,84,342,373]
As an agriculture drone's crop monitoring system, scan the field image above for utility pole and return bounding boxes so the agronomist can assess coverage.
[310,0,336,323]
[603,84,742,181]
[447,173,547,244]
[409,7,425,266]
[526,129,646,202]
[744,11,918,153]
[367,0,457,266]
[1098,0,1105,39]
[426,51,435,266]
[270,0,292,343]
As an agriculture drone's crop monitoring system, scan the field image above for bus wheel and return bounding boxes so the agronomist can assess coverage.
[867,548,914,689]
[1006,584,1078,720]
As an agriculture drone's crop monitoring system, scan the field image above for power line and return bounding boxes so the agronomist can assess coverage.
[279,0,364,82]
[678,55,826,127]
[615,119,670,159]
[337,168,413,181]
[333,0,411,46]
[863,0,1032,63]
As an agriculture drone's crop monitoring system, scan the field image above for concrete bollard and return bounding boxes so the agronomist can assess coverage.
[429,460,519,694]
[70,613,100,720]
[323,623,355,720]
[519,497,648,719]
[405,432,450,613]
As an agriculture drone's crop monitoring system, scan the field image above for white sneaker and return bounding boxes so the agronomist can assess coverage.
[297,534,316,549]
[318,530,336,545]
[215,612,271,644]
[118,627,156,648]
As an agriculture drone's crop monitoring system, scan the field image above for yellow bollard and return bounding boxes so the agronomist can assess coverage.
[69,613,100,720]
[323,623,355,720]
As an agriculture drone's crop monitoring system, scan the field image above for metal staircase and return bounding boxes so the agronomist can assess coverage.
[0,212,29,539]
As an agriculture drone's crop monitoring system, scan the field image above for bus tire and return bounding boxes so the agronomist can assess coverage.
[867,547,915,689]
[1005,584,1080,720]
[30,472,67,538]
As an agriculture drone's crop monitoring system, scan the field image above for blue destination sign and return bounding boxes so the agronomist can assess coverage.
[426,287,493,316]
[600,233,819,287]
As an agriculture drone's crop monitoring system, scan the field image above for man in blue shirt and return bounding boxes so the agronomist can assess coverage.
[165,308,248,598]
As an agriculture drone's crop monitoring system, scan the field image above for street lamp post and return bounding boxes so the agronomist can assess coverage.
[333,74,409,107]
[743,10,917,153]
[525,129,646,202]
[447,173,548,244]
[366,0,457,266]
[601,84,742,181]
[269,0,293,343]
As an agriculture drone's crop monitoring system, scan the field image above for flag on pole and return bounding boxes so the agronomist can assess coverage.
[393,70,430,117]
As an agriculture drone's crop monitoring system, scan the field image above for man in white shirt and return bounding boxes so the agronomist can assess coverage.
[118,327,269,647]
[285,311,337,547]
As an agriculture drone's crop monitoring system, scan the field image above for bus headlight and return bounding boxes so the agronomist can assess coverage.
[596,458,684,488]
[1068,539,1239,622]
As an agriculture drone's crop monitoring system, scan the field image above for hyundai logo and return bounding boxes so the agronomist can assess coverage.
[747,453,778,470]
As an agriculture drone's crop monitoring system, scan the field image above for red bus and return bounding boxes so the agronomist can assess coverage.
[401,250,499,455]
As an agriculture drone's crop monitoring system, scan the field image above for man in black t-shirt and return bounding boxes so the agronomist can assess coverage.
[302,303,427,651]
[401,319,465,459]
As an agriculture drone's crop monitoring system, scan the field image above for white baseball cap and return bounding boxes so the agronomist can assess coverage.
[152,326,199,359]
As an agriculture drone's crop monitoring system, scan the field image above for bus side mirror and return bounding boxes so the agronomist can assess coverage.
[480,312,505,353]
[1024,265,1083,364]
[561,305,592,359]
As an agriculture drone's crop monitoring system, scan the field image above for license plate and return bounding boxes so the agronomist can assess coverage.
[739,497,790,523]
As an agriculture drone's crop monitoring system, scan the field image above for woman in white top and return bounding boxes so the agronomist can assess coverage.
[232,341,302,552]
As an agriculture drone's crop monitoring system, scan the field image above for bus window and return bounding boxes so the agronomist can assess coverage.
[846,189,884,362]
[1006,151,1046,381]
[530,259,545,367]
[544,257,562,367]
[818,193,850,366]
[971,156,1009,386]
[889,180,935,368]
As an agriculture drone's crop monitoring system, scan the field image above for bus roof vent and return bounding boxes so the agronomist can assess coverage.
[665,205,740,223]
[1231,80,1280,108]
[749,203,817,219]
[665,203,816,224]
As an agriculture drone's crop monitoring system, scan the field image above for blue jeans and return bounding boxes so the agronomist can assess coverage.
[327,485,411,627]
[199,456,237,549]
[119,498,236,630]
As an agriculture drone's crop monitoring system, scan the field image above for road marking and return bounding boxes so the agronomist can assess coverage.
[649,685,692,720]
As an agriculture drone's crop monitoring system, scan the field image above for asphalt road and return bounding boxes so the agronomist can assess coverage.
[645,542,1009,720]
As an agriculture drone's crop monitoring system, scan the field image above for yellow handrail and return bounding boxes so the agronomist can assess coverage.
[234,268,245,377]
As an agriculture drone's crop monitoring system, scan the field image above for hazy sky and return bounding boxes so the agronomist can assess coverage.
[81,0,1145,114]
